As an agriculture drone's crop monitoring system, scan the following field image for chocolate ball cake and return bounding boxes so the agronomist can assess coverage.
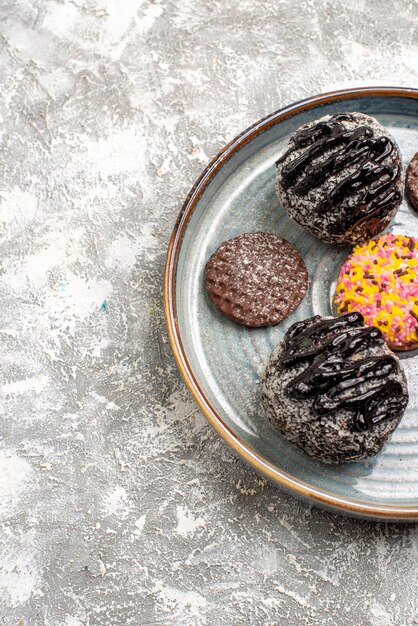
[262,312,409,463]
[276,112,403,245]
[406,151,418,210]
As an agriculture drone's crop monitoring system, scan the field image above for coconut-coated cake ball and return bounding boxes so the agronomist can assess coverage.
[262,313,408,463]
[275,112,403,245]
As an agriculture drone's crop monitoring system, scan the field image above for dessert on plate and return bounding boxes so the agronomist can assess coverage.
[276,112,403,245]
[204,232,308,327]
[203,113,413,464]
[262,312,409,463]
[406,151,418,210]
[335,233,418,351]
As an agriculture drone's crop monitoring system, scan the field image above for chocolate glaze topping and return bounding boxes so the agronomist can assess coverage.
[276,114,402,235]
[280,313,408,431]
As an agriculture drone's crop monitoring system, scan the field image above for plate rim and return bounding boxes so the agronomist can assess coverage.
[164,86,418,521]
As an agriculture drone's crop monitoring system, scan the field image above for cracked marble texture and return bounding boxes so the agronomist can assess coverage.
[0,0,418,624]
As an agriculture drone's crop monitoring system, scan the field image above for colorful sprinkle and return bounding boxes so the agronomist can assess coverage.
[334,233,418,350]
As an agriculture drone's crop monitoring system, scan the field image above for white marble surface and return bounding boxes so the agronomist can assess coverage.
[0,1,417,624]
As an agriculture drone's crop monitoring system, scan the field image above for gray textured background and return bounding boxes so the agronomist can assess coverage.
[0,0,417,624]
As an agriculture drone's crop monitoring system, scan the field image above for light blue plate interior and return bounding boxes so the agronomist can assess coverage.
[175,94,418,511]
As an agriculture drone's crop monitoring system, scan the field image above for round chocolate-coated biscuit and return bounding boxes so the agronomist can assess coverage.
[204,232,308,327]
[406,152,418,210]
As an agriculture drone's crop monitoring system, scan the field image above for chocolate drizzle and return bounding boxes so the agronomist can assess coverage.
[280,313,408,431]
[276,114,401,234]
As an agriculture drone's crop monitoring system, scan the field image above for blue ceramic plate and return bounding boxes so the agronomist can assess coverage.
[165,87,418,521]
